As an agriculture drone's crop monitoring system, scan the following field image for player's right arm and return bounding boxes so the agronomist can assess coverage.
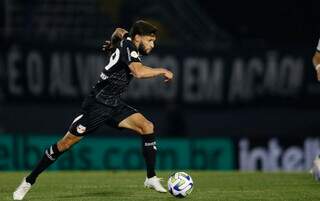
[129,62,173,82]
[313,39,320,81]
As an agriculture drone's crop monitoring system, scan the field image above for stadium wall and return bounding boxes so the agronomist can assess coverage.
[0,133,319,172]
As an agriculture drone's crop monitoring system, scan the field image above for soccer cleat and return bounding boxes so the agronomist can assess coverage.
[13,177,32,200]
[144,176,167,193]
[311,155,320,181]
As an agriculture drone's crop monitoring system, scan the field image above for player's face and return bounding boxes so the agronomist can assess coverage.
[138,35,156,55]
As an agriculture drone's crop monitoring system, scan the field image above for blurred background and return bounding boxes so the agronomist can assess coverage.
[0,0,320,171]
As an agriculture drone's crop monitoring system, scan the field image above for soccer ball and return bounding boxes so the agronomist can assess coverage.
[168,172,193,198]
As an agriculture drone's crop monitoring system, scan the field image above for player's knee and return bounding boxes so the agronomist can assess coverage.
[140,121,154,135]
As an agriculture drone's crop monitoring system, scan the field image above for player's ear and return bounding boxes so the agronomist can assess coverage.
[134,34,142,43]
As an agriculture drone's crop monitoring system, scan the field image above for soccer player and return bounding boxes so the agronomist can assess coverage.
[313,38,320,81]
[13,20,173,200]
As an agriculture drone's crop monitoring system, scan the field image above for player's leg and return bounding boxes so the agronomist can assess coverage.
[119,113,155,176]
[25,132,82,184]
[13,111,93,200]
[13,132,82,200]
[118,113,167,193]
[13,97,110,200]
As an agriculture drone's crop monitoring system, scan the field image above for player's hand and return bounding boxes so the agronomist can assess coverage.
[163,69,173,82]
[102,40,111,52]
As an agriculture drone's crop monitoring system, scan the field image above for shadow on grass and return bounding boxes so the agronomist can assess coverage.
[57,190,130,199]
[56,190,182,200]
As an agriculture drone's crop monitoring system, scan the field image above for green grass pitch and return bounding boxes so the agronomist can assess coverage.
[1,171,319,201]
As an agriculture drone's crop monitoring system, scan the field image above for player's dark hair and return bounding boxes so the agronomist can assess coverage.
[129,20,158,38]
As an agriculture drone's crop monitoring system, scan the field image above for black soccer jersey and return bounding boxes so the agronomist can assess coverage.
[90,37,141,106]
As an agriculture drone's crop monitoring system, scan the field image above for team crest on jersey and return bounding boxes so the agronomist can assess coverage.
[77,124,86,134]
[130,51,139,58]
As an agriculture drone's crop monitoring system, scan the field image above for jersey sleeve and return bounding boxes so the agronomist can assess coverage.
[121,40,141,65]
[317,39,320,52]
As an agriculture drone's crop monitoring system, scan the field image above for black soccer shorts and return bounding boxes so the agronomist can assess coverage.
[69,96,138,136]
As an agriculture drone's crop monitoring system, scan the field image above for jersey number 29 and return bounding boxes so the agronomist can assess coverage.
[105,48,120,71]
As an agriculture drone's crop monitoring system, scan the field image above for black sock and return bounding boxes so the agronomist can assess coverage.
[26,144,64,185]
[141,134,157,178]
